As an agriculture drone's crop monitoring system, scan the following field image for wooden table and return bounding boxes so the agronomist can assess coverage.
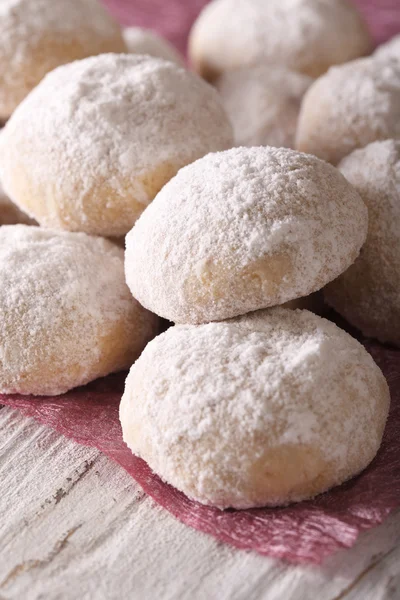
[1,406,400,599]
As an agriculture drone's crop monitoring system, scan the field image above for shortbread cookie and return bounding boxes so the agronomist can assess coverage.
[215,65,312,148]
[296,58,400,164]
[120,308,389,509]
[0,0,125,119]
[0,54,233,236]
[189,0,372,81]
[0,225,158,395]
[125,146,368,323]
[325,140,400,345]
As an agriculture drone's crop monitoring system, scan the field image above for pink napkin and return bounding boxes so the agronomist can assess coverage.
[3,0,400,564]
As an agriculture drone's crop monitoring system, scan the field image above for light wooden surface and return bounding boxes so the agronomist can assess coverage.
[1,406,400,600]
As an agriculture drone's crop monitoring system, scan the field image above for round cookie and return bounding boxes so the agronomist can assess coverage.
[0,0,126,120]
[189,0,372,81]
[123,27,184,65]
[0,225,158,396]
[120,308,389,509]
[296,57,400,165]
[325,140,400,345]
[215,65,312,148]
[125,146,368,324]
[0,54,233,237]
[374,35,400,62]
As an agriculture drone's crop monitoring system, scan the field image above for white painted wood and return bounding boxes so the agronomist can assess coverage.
[1,406,400,600]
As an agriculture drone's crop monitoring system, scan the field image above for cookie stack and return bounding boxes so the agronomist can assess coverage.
[121,144,388,509]
[0,2,232,394]
[0,0,397,510]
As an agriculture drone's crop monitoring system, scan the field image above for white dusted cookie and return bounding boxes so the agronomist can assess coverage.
[120,308,389,509]
[0,0,126,120]
[189,0,372,81]
[0,54,233,237]
[0,225,158,396]
[125,146,368,324]
[296,58,400,165]
[325,140,400,345]
[215,65,312,148]
[123,27,184,65]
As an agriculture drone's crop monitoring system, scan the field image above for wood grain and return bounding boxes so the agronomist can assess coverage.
[1,407,400,600]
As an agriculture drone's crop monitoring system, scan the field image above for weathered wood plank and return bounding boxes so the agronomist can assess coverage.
[1,407,400,600]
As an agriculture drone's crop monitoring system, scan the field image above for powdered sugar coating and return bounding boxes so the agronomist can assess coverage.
[374,34,400,61]
[120,308,389,509]
[125,146,368,324]
[189,0,372,81]
[215,65,312,148]
[296,57,400,165]
[0,0,125,119]
[0,225,158,396]
[0,53,233,237]
[123,27,184,65]
[325,140,400,346]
